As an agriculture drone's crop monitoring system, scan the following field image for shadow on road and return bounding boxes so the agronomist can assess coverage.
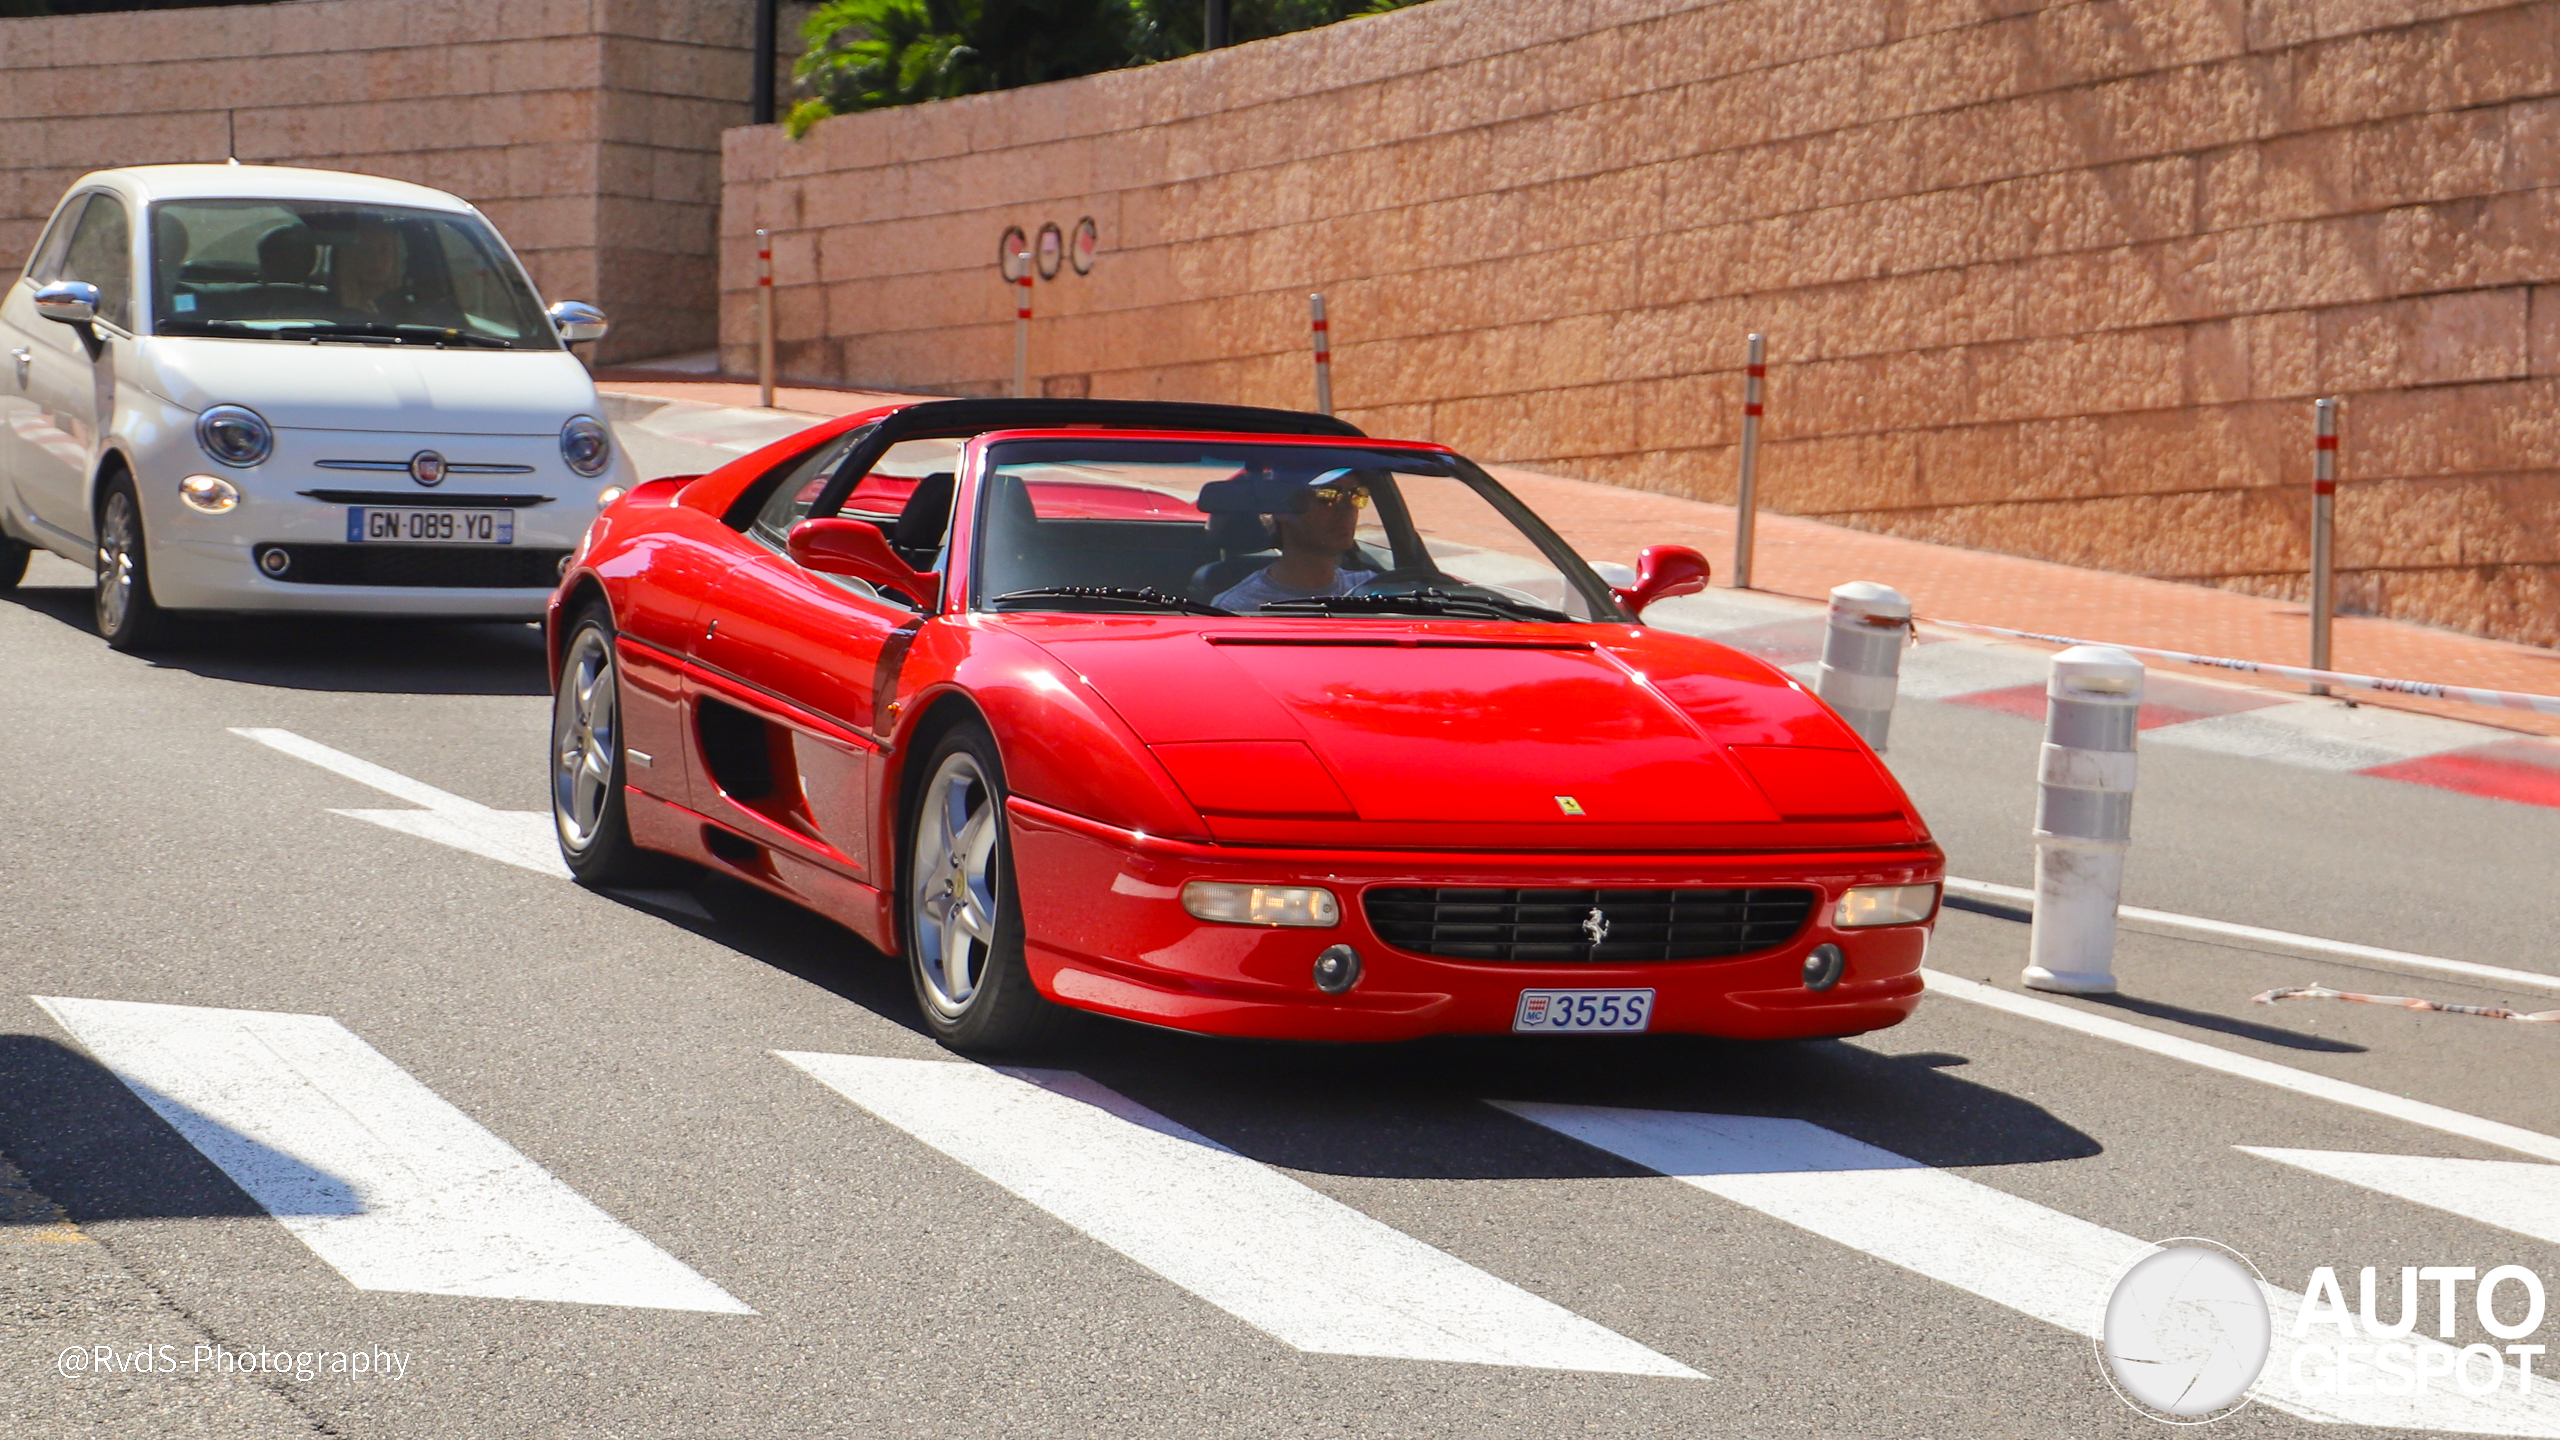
[0,581,549,696]
[0,1034,287,1224]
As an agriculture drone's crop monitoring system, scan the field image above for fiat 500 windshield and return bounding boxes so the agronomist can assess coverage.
[146,198,558,349]
[975,441,1625,621]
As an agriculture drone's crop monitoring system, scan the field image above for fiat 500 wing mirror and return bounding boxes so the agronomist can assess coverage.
[1612,544,1711,618]
[787,517,938,607]
[34,280,99,328]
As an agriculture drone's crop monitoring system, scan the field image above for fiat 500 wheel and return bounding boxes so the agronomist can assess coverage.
[903,722,1066,1052]
[551,610,677,886]
[93,477,169,650]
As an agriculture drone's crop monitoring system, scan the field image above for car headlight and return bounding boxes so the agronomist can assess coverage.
[178,474,241,514]
[560,415,611,477]
[1834,883,1940,928]
[1181,882,1341,928]
[196,405,272,467]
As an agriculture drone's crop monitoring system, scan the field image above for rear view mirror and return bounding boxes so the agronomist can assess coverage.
[34,280,99,328]
[549,300,609,344]
[787,518,938,607]
[1612,544,1711,618]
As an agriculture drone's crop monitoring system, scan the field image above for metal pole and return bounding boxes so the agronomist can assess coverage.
[1013,255,1032,399]
[1733,332,1764,589]
[756,228,774,409]
[2022,646,2145,995]
[1309,293,1333,416]
[751,0,778,127]
[2311,397,2338,697]
[1204,0,1229,49]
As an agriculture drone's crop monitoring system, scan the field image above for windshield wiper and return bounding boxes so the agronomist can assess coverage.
[1258,588,1572,622]
[156,319,286,339]
[990,586,1231,616]
[267,322,517,349]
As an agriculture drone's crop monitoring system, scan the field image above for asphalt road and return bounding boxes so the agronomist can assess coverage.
[5,428,2558,1439]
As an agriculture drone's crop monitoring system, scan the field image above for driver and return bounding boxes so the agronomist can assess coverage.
[329,219,407,320]
[1212,468,1382,611]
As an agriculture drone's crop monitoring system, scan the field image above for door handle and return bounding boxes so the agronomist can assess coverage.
[8,348,26,388]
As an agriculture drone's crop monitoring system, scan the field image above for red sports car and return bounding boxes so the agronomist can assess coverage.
[547,399,1941,1051]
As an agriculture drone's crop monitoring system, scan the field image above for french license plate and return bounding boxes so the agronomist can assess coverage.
[1514,988,1654,1033]
[346,507,514,544]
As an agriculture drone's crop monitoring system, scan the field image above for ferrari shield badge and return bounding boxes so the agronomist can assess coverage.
[1553,795,1585,815]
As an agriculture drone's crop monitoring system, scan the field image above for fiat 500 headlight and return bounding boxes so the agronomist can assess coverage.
[195,405,272,467]
[1834,883,1940,928]
[1181,882,1340,928]
[560,415,611,477]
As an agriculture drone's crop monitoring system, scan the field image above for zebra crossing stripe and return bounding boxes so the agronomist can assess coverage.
[37,996,750,1314]
[2242,1148,2560,1248]
[778,1052,1698,1377]
[1496,1102,2560,1435]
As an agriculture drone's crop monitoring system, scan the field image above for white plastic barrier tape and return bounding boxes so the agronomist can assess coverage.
[1923,619,2560,719]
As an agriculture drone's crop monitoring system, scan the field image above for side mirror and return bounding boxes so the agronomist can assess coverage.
[1611,544,1711,618]
[787,517,938,607]
[549,300,609,345]
[34,280,99,328]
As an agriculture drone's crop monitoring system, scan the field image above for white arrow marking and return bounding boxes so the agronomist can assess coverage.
[231,727,568,877]
[39,996,750,1313]
[1498,1102,2560,1434]
[780,1052,1697,1377]
[2242,1148,2560,1247]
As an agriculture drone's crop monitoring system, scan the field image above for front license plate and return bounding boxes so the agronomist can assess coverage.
[346,507,514,544]
[1513,988,1654,1033]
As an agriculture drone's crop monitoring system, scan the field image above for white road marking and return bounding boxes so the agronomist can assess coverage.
[231,727,569,878]
[778,1052,1697,1377]
[37,996,750,1313]
[1499,1103,2560,1435]
[1921,970,2560,1164]
[2242,1148,2560,1248]
[1942,878,2560,997]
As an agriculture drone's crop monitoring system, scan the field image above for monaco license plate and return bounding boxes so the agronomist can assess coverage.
[1513,988,1654,1034]
[347,507,514,544]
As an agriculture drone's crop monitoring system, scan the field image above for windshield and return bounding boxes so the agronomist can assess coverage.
[972,440,1625,623]
[146,199,559,349]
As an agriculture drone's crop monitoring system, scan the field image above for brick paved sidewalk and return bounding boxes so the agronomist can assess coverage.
[596,374,2560,739]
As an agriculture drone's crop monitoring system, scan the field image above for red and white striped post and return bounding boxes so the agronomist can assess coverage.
[2310,397,2338,696]
[1011,255,1034,399]
[1309,293,1334,416]
[1732,332,1766,589]
[755,228,775,410]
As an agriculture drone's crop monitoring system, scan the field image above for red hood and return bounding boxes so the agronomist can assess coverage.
[1018,619,1928,849]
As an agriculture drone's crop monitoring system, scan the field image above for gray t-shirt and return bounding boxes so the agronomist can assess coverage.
[1214,564,1380,612]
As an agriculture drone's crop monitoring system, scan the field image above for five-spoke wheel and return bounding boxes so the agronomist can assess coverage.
[901,721,1064,1052]
[549,607,673,886]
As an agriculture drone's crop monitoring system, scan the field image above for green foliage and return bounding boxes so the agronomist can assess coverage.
[788,0,1431,134]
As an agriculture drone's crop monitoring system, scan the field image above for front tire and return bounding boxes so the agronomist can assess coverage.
[93,476,169,650]
[551,608,680,887]
[0,535,29,591]
[903,722,1067,1053]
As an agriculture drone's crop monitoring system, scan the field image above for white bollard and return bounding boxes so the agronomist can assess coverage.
[1815,581,1910,750]
[1732,332,1765,589]
[755,228,775,409]
[1310,293,1334,416]
[2022,645,2145,995]
[1012,254,1033,399]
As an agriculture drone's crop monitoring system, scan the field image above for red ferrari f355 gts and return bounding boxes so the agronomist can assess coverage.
[548,399,1942,1051]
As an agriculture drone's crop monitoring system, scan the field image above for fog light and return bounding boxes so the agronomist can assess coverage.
[1181,881,1340,928]
[1313,944,1362,994]
[256,546,291,577]
[595,485,627,508]
[1803,943,1845,991]
[1834,883,1939,928]
[179,474,240,514]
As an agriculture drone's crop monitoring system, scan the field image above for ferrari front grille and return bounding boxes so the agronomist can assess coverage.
[1362,886,1819,963]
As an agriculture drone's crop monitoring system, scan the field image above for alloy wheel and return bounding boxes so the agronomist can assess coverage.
[95,490,138,636]
[551,626,620,853]
[912,750,1002,1018]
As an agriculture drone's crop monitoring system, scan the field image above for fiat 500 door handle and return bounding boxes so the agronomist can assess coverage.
[8,348,26,387]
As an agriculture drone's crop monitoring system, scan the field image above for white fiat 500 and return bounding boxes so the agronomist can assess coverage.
[0,164,634,648]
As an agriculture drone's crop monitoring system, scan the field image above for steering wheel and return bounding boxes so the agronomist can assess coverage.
[1346,566,1457,597]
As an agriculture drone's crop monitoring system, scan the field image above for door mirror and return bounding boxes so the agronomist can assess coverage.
[786,517,938,607]
[548,300,609,344]
[1611,544,1711,618]
[34,280,99,328]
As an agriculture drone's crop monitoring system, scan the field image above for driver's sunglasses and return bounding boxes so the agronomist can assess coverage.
[1304,485,1371,509]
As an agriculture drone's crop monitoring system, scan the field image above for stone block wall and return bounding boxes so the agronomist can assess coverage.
[725,0,2560,646]
[1,0,781,363]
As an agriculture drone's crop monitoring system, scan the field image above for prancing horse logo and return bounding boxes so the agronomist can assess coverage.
[1583,908,1610,945]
